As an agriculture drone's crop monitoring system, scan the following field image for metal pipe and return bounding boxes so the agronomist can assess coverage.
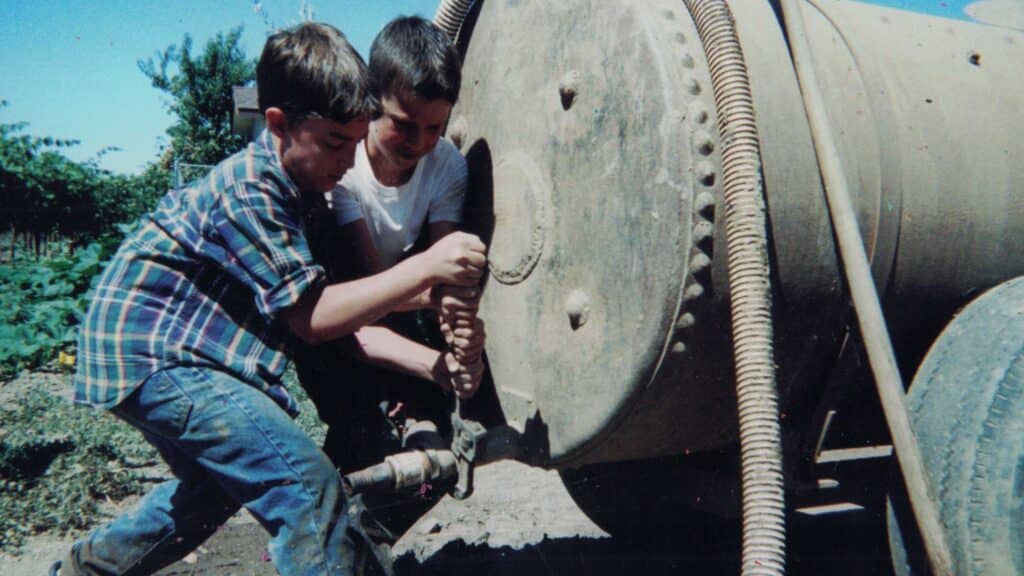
[776,0,954,573]
[682,1,786,574]
[343,449,458,497]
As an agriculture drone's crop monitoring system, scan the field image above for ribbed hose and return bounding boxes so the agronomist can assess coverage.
[434,0,476,41]
[435,0,784,571]
[682,1,786,574]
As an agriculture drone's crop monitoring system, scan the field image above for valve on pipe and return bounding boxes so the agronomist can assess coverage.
[343,417,523,498]
[343,449,458,497]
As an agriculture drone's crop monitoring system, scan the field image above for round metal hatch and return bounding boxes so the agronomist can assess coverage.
[453,0,728,465]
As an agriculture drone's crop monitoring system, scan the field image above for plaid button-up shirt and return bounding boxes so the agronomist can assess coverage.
[73,130,326,414]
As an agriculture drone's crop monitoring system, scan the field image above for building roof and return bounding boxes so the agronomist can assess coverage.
[233,86,259,115]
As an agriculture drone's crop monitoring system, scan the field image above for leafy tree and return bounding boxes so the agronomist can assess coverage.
[1,25,254,254]
[0,107,168,254]
[139,27,256,166]
[0,113,87,254]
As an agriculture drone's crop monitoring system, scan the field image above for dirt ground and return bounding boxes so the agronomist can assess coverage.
[1,457,895,575]
[0,372,895,575]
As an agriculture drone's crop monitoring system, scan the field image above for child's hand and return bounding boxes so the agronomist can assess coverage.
[441,317,485,364]
[432,284,481,317]
[444,352,485,399]
[424,232,487,286]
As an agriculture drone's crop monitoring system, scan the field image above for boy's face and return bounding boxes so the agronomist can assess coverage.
[368,90,453,178]
[278,115,369,193]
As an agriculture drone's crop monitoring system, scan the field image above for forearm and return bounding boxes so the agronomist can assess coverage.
[353,325,448,385]
[284,230,486,344]
[382,221,460,313]
[290,253,434,343]
[391,287,437,313]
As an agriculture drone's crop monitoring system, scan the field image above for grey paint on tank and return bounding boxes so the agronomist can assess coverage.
[453,0,1024,468]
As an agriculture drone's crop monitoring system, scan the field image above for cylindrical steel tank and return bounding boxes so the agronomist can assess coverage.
[451,0,1024,468]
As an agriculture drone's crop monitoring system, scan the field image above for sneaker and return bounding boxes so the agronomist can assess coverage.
[49,561,61,576]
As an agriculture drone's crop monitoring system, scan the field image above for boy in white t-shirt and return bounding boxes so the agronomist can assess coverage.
[295,16,485,537]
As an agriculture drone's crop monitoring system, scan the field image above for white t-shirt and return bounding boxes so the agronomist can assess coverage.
[331,138,467,268]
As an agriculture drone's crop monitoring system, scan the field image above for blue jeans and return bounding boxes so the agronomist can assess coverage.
[62,366,373,576]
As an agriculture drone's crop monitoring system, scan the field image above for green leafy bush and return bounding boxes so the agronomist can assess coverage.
[0,369,325,554]
[0,242,109,379]
[1,105,171,250]
[0,387,157,553]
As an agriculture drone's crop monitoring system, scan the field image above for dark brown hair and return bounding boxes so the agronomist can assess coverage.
[370,16,461,104]
[257,22,378,123]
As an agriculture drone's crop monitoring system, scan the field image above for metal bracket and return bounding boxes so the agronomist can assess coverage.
[450,409,487,499]
[449,399,521,500]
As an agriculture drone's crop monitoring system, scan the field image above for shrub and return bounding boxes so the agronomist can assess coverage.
[0,387,157,552]
[0,242,108,379]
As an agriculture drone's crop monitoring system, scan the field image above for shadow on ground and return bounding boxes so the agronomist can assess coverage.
[395,537,738,575]
[394,508,894,576]
[148,496,894,575]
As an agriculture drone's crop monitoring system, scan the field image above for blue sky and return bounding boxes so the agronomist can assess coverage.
[851,0,977,20]
[1,0,1009,175]
[0,1,440,175]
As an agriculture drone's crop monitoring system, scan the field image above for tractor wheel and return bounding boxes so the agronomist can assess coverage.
[887,277,1024,575]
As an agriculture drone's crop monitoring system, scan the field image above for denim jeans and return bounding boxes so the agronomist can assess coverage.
[62,365,370,576]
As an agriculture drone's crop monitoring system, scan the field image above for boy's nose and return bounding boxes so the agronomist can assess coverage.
[406,128,425,149]
[340,152,355,172]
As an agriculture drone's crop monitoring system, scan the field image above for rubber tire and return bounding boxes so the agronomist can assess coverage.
[886,276,1024,576]
[559,451,741,552]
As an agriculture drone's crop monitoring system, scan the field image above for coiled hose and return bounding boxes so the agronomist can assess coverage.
[682,1,786,574]
[434,0,476,41]
[436,0,786,573]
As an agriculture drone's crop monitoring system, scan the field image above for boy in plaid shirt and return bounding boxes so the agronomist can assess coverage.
[55,22,485,576]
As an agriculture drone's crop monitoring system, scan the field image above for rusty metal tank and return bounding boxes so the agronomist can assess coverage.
[447,0,1024,469]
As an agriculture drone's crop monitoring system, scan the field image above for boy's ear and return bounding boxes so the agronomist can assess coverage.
[265,107,289,138]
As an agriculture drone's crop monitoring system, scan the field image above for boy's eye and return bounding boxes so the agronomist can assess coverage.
[324,141,345,151]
